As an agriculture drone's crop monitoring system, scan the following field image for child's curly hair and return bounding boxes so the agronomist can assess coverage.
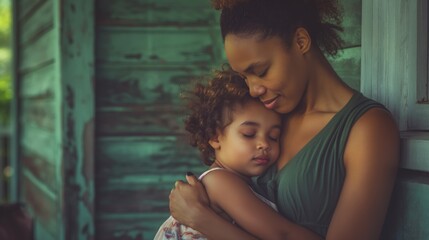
[184,69,252,165]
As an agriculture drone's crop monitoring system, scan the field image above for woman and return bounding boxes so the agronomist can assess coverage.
[170,0,399,239]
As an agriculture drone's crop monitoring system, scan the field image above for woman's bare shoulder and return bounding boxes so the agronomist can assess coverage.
[345,106,400,167]
[355,107,397,128]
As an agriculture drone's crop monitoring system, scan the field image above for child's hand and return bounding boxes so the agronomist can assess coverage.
[169,172,210,228]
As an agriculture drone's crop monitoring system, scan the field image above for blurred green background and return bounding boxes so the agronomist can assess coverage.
[0,0,11,125]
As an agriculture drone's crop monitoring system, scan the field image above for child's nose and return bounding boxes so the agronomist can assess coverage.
[257,139,270,151]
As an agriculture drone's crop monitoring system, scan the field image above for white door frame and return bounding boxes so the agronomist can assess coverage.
[361,0,429,172]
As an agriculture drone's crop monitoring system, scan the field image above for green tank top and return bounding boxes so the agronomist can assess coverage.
[252,92,387,237]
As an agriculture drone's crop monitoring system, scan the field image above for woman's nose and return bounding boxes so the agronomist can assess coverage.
[247,78,266,97]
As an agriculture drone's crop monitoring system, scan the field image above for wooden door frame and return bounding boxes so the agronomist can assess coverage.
[361,0,429,172]
[9,0,20,203]
[53,0,96,238]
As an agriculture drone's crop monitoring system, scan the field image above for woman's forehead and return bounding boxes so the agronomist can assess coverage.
[224,35,284,71]
[225,36,265,70]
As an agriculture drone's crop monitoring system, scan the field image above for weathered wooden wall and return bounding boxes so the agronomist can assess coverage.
[94,0,222,239]
[329,0,362,91]
[15,0,62,239]
[14,0,95,239]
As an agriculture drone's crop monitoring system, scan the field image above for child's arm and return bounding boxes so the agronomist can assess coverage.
[201,170,322,240]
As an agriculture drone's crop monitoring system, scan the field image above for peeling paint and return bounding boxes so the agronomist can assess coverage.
[64,84,80,240]
[83,119,94,184]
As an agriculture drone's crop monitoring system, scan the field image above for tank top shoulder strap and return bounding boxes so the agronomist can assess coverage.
[334,92,388,158]
[198,167,225,180]
[343,92,387,119]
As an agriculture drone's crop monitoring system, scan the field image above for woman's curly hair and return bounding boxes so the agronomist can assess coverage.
[184,69,252,165]
[212,0,344,57]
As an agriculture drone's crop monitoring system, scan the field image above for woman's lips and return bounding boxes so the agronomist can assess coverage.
[262,96,279,109]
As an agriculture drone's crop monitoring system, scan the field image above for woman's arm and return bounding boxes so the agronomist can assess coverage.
[326,108,400,240]
[170,174,322,240]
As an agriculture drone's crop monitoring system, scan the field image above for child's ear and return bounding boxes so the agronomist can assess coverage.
[209,135,221,150]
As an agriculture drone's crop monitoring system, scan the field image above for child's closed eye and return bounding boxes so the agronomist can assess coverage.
[241,130,257,138]
[268,129,281,142]
[268,135,279,142]
[242,133,256,138]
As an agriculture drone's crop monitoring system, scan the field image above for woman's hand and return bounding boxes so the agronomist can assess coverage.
[169,173,210,228]
[169,173,261,240]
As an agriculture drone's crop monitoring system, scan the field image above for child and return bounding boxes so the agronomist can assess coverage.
[154,69,282,240]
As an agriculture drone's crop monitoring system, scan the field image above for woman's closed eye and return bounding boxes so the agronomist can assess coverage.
[257,67,269,78]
